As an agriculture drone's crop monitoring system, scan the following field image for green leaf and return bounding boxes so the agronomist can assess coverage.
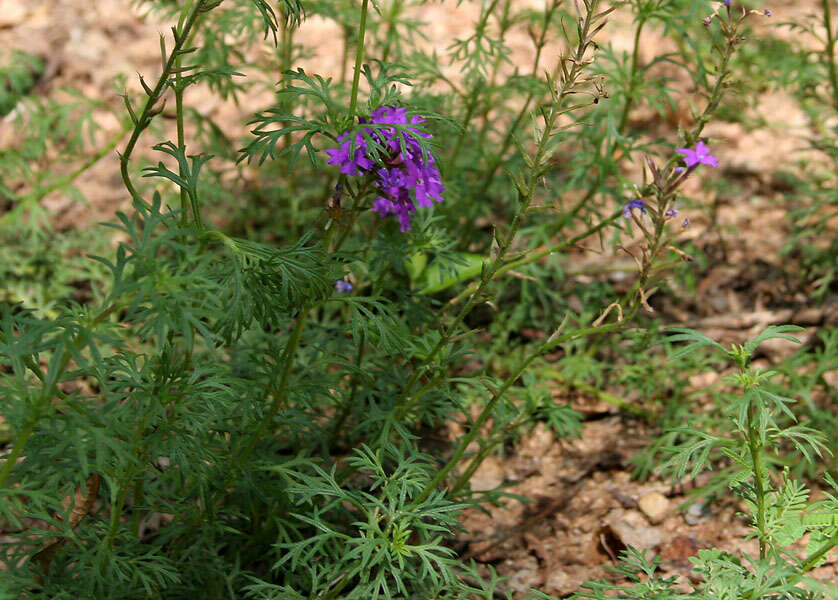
[404,252,428,281]
[414,253,485,294]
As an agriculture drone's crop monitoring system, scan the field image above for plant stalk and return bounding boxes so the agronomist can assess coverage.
[347,0,370,120]
[119,0,206,202]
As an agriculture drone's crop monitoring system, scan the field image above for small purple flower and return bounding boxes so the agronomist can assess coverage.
[724,0,731,6]
[764,9,771,16]
[335,280,354,293]
[676,141,719,168]
[674,167,685,175]
[623,199,646,219]
[681,218,690,228]
[665,207,678,218]
[702,16,712,26]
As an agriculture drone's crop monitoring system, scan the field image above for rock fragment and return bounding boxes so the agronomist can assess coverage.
[638,491,670,524]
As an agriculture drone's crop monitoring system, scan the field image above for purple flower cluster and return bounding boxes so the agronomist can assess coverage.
[623,142,719,221]
[326,106,444,232]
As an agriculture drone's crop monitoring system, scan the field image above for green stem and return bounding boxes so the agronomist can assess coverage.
[617,17,646,135]
[130,478,145,537]
[414,317,627,506]
[100,408,152,577]
[175,67,189,225]
[802,531,838,572]
[446,210,621,309]
[119,0,206,202]
[823,0,838,113]
[446,96,479,173]
[347,0,370,120]
[473,89,537,200]
[451,358,653,494]
[279,21,295,157]
[746,390,768,560]
[321,572,355,600]
[445,0,502,172]
[328,331,366,447]
[237,310,309,465]
[534,366,652,418]
[393,2,604,424]
[0,420,37,490]
[475,1,521,151]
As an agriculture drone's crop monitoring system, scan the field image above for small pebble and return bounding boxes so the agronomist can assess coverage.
[685,502,709,525]
[638,491,670,524]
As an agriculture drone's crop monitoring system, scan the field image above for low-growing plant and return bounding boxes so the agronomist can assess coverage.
[578,326,838,600]
[0,0,835,598]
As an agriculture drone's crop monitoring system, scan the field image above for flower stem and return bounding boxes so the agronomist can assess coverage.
[393,1,605,425]
[347,0,369,120]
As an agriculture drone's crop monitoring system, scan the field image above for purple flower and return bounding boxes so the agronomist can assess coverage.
[326,106,444,232]
[682,218,690,228]
[326,132,375,175]
[623,199,646,219]
[764,9,771,16]
[676,141,719,168]
[724,0,731,5]
[665,207,678,218]
[335,280,354,293]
